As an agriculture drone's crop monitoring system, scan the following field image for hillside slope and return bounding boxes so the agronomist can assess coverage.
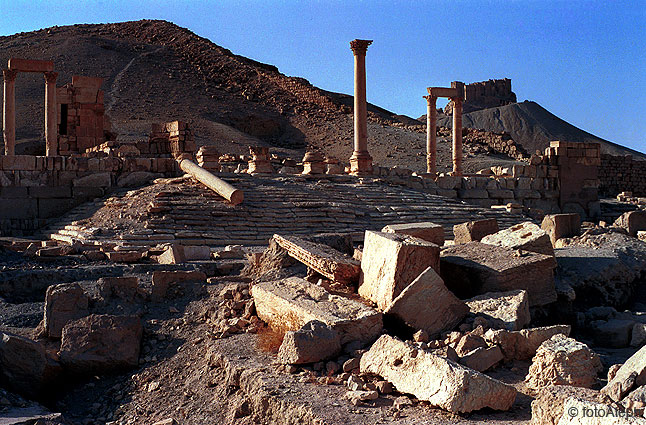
[435,101,644,157]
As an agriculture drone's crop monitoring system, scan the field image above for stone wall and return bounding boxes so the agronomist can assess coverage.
[599,154,646,197]
[0,154,178,235]
[445,79,517,114]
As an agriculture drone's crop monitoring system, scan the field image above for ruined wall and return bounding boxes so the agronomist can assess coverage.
[57,76,108,155]
[374,140,601,219]
[445,78,517,114]
[599,154,646,197]
[0,154,178,236]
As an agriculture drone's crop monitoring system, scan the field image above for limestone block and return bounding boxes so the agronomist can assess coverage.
[440,242,557,306]
[592,319,635,348]
[273,234,360,284]
[530,385,602,425]
[465,290,531,331]
[98,276,139,300]
[623,386,646,412]
[453,218,499,243]
[60,314,142,375]
[358,231,440,310]
[481,222,554,256]
[0,332,61,398]
[105,251,142,263]
[277,320,341,364]
[484,325,571,361]
[44,283,89,338]
[614,211,646,237]
[384,267,468,338]
[632,324,646,348]
[541,213,581,245]
[157,245,186,264]
[460,345,504,372]
[525,334,602,390]
[251,277,382,344]
[72,172,111,188]
[360,335,516,413]
[183,245,211,260]
[381,222,445,246]
[602,344,646,402]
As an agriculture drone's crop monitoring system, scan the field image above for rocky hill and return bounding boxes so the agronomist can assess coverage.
[434,101,644,158]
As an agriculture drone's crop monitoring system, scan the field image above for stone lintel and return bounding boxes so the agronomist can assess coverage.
[8,58,54,73]
[427,87,458,99]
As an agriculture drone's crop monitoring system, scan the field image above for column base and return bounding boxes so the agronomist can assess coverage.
[349,152,373,175]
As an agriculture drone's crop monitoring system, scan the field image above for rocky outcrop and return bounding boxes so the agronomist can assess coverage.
[360,334,516,413]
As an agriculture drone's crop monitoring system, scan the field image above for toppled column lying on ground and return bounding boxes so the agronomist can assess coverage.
[251,277,382,344]
[178,156,243,205]
[273,234,360,284]
[360,334,517,413]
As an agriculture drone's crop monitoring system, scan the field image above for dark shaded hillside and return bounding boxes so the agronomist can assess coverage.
[435,101,644,158]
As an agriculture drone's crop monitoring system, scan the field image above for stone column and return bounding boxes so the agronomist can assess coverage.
[451,97,463,176]
[424,95,437,174]
[349,39,373,175]
[2,70,18,156]
[44,72,58,156]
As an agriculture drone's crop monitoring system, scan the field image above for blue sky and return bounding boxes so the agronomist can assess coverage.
[1,0,645,152]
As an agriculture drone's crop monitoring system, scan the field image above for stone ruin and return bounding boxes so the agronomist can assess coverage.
[0,45,645,425]
[444,78,517,114]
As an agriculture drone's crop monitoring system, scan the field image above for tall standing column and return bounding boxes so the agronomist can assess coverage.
[349,39,373,175]
[44,71,58,156]
[451,97,463,176]
[424,95,437,174]
[2,70,18,156]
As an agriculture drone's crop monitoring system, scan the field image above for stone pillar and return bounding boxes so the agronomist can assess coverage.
[44,72,58,156]
[452,97,463,176]
[424,95,437,174]
[2,70,18,156]
[349,39,373,175]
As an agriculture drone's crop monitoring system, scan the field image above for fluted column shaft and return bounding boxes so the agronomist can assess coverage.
[424,95,437,174]
[349,39,373,175]
[44,72,58,156]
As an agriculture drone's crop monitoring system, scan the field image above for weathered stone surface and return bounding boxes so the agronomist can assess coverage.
[157,245,186,264]
[60,314,143,375]
[151,270,207,300]
[44,283,89,338]
[454,333,488,356]
[614,211,646,237]
[460,345,504,372]
[481,221,554,256]
[440,242,557,306]
[485,325,571,361]
[632,324,646,348]
[465,289,531,331]
[541,213,580,245]
[251,277,382,344]
[98,276,139,300]
[183,245,211,260]
[277,320,341,365]
[0,332,61,398]
[273,234,360,284]
[453,218,499,244]
[623,385,646,412]
[592,319,635,348]
[359,231,440,310]
[360,335,516,413]
[105,251,143,263]
[525,334,602,390]
[602,345,646,402]
[530,385,602,425]
[381,222,445,246]
[384,267,468,338]
[557,397,646,424]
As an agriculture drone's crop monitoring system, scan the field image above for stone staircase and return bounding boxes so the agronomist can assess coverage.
[42,174,531,248]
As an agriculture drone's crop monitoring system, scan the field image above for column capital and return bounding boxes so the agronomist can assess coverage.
[350,39,372,55]
[3,69,18,82]
[44,71,58,84]
[423,95,437,104]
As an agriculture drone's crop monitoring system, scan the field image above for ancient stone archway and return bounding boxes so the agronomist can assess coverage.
[2,58,58,156]
[425,82,464,176]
